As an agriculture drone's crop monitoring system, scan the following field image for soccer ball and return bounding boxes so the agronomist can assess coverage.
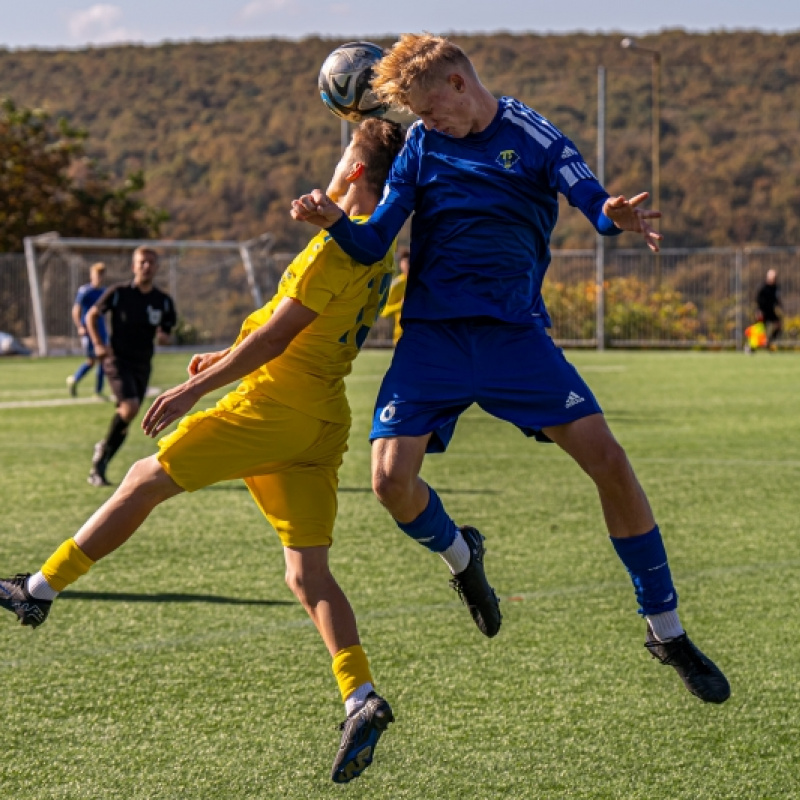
[318,41,388,123]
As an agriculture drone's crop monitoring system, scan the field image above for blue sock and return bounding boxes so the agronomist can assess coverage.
[611,526,678,616]
[395,487,458,553]
[95,364,105,394]
[74,363,92,382]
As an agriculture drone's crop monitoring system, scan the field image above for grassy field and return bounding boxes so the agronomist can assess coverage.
[1,349,799,799]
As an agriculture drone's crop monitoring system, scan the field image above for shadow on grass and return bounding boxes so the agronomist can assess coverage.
[59,590,292,606]
[339,486,501,495]
[201,484,501,495]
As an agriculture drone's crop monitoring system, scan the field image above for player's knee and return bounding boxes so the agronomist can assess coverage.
[121,456,179,502]
[285,561,328,608]
[119,400,140,421]
[586,438,632,483]
[371,466,413,510]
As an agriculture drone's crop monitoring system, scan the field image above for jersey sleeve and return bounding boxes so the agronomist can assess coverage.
[285,235,352,314]
[548,135,622,237]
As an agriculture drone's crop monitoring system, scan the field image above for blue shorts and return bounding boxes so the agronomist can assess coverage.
[370,319,602,453]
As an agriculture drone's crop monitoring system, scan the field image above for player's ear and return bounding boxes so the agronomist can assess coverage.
[345,162,365,183]
[449,73,466,92]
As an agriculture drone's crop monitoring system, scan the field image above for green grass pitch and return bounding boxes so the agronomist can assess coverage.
[1,349,799,799]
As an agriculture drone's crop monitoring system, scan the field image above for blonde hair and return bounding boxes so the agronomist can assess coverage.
[89,262,106,277]
[372,33,475,109]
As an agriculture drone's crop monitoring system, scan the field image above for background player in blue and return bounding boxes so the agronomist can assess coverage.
[67,262,108,399]
[292,33,730,705]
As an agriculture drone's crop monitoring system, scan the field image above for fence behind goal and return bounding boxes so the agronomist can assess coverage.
[2,239,798,354]
[15,233,277,356]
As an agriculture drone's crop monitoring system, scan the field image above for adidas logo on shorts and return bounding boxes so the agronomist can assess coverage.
[565,391,585,409]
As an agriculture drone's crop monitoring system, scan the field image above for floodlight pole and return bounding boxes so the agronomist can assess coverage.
[595,65,606,352]
[621,38,662,285]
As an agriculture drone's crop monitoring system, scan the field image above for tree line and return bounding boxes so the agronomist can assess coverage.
[1,30,799,253]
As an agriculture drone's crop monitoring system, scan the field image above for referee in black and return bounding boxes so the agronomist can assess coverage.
[86,247,177,486]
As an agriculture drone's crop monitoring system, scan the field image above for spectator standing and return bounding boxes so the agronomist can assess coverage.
[756,269,782,350]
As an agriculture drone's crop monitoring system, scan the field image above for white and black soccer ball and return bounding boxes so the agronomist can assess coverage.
[318,41,388,123]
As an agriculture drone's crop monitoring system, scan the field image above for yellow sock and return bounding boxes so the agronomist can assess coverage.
[332,645,374,703]
[40,539,96,592]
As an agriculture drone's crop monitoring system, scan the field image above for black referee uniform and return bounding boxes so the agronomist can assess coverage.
[89,281,177,485]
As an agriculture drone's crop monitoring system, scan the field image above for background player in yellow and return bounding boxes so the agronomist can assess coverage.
[0,117,405,785]
[380,246,409,345]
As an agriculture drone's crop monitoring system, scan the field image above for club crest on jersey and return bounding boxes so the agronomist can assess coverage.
[496,149,520,170]
[147,306,162,326]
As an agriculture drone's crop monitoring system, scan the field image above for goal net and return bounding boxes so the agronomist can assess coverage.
[22,232,279,356]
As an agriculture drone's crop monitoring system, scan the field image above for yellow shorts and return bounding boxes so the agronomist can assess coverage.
[157,389,350,548]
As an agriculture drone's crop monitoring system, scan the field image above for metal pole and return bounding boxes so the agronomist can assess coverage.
[735,249,744,351]
[596,65,606,352]
[652,51,662,289]
[23,236,48,356]
[239,242,264,309]
[620,39,662,285]
[652,51,661,227]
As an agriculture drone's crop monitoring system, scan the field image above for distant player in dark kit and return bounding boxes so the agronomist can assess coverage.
[756,269,782,349]
[67,262,108,399]
[86,247,176,486]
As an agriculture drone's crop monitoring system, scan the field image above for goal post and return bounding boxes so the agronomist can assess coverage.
[22,232,278,356]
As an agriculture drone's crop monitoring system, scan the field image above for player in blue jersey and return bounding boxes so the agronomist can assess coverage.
[291,33,729,704]
[67,262,108,399]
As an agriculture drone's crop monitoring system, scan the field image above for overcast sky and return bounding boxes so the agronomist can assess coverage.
[2,0,799,49]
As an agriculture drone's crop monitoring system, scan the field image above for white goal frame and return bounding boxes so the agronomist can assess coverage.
[23,232,276,356]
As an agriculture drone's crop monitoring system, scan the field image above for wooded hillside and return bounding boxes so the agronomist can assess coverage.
[2,30,799,252]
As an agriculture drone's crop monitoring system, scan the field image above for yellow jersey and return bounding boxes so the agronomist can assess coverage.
[232,217,395,424]
[380,272,407,345]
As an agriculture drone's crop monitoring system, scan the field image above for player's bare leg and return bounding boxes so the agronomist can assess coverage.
[283,545,360,658]
[283,545,394,782]
[372,436,502,637]
[75,455,183,560]
[542,413,654,539]
[544,412,729,703]
[1,455,182,628]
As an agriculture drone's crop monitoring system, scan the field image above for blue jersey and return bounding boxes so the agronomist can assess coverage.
[74,283,107,339]
[326,96,621,327]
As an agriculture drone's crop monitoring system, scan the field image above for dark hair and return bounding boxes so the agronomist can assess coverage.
[350,118,405,195]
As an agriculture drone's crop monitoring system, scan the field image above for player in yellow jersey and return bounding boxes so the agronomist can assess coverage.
[379,247,410,345]
[0,117,405,784]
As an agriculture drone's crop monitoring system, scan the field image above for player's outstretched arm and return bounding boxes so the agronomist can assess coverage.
[604,192,663,252]
[290,189,344,229]
[187,349,229,376]
[142,298,318,438]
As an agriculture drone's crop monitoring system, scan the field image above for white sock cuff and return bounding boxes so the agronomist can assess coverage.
[439,528,471,575]
[647,609,684,641]
[345,682,374,716]
[27,571,59,601]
